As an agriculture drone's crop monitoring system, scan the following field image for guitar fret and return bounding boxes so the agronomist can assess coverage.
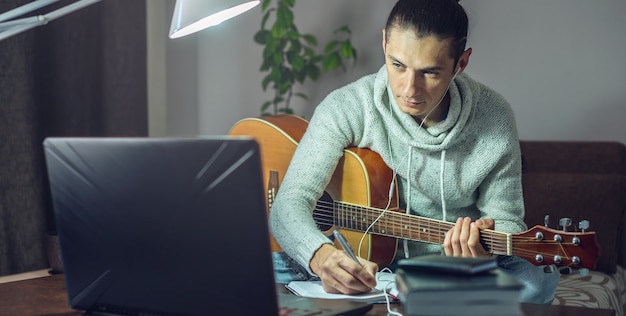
[359,205,365,231]
[505,235,510,255]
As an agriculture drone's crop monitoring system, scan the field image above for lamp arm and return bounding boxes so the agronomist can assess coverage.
[0,0,101,41]
[0,16,47,32]
[0,0,58,23]
[43,0,101,21]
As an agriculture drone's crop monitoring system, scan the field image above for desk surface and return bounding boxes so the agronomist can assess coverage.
[0,272,615,316]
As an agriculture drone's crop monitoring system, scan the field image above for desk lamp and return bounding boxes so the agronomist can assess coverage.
[169,0,260,39]
[0,0,259,42]
[0,0,101,41]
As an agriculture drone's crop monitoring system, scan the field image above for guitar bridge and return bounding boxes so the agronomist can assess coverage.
[267,170,279,210]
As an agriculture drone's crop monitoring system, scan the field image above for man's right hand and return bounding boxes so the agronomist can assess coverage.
[310,243,378,295]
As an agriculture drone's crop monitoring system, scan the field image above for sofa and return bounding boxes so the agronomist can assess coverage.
[520,140,626,314]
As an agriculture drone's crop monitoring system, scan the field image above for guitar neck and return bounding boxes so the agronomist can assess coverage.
[332,201,512,256]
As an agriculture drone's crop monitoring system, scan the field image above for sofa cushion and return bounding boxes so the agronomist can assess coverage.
[553,266,625,315]
[522,173,626,274]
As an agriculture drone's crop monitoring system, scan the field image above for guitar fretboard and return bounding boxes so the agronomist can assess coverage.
[331,201,513,256]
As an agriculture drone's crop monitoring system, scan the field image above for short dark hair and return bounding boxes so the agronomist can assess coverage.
[385,0,468,67]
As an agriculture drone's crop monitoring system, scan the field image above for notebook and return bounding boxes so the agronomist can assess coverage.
[397,254,498,275]
[43,137,372,316]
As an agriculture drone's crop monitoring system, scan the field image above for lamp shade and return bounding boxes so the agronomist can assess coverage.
[169,0,260,39]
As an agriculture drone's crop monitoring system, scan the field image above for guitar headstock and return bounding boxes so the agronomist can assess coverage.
[512,222,600,270]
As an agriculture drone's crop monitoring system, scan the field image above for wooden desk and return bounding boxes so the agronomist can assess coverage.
[0,272,615,316]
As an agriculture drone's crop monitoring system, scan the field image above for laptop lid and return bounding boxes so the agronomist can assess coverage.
[44,137,278,315]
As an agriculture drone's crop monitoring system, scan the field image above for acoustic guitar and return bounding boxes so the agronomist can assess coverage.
[229,115,600,270]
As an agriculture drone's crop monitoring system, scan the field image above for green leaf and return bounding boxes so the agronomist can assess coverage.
[284,0,296,8]
[273,38,287,54]
[303,47,316,57]
[298,68,309,83]
[351,48,358,66]
[284,29,297,41]
[340,40,353,59]
[323,52,341,71]
[261,0,272,11]
[277,4,294,26]
[293,68,306,83]
[278,83,292,95]
[260,10,271,29]
[324,40,338,54]
[260,57,273,71]
[278,80,291,94]
[306,64,321,81]
[288,53,305,70]
[261,101,272,111]
[254,29,269,45]
[289,39,302,53]
[269,67,281,82]
[262,44,274,59]
[273,51,283,65]
[271,23,286,38]
[279,68,293,84]
[302,34,317,46]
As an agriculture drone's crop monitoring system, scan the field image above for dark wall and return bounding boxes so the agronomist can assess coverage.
[0,0,147,276]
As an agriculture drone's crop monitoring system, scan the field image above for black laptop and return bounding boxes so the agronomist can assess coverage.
[43,137,372,316]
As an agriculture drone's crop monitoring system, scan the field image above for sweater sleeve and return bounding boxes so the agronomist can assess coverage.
[474,89,528,234]
[268,92,363,274]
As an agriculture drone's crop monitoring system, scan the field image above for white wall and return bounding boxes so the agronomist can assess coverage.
[158,0,626,144]
[462,1,626,142]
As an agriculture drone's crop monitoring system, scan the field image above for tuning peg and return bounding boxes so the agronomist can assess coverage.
[558,266,590,276]
[544,215,550,227]
[559,267,572,275]
[579,220,590,232]
[559,217,572,231]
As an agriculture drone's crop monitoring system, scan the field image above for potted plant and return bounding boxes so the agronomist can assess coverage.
[253,0,358,116]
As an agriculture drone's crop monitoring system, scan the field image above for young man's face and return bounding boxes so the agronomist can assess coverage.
[382,27,470,126]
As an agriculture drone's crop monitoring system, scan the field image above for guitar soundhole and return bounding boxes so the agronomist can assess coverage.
[314,191,334,231]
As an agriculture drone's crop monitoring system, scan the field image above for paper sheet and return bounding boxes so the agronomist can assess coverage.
[285,272,399,303]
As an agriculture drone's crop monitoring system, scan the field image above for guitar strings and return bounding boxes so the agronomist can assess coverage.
[315,199,474,245]
[314,199,585,266]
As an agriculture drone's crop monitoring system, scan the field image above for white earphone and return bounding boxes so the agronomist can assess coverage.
[451,66,461,81]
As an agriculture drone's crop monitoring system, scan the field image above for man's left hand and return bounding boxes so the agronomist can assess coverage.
[443,217,494,257]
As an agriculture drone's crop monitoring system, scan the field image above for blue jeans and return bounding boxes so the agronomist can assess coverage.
[272,252,559,304]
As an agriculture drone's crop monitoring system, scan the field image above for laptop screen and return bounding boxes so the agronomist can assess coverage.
[44,137,277,315]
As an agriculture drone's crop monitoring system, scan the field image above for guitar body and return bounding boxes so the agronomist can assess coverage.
[229,115,399,267]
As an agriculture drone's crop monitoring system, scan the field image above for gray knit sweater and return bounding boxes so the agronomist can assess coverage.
[269,66,527,274]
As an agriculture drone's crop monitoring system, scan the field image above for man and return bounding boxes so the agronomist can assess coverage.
[269,0,559,304]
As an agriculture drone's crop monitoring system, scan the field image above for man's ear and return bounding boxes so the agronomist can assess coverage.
[457,47,472,74]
